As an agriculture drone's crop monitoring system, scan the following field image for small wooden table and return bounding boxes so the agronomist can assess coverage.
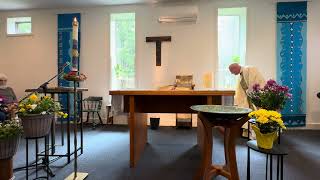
[192,105,251,180]
[109,90,235,168]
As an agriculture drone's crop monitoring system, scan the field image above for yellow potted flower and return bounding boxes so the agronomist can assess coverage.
[18,94,67,138]
[248,109,286,149]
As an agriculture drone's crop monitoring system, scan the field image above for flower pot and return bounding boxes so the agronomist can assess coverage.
[0,136,20,160]
[20,114,54,138]
[252,125,277,149]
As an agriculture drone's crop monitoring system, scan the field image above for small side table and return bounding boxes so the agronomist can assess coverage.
[247,140,288,180]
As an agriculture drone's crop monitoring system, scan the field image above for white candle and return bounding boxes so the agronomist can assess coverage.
[72,17,78,41]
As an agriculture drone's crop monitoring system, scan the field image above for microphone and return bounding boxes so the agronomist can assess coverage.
[20,62,73,102]
[60,62,71,71]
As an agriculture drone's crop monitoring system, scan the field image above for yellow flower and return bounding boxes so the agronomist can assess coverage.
[19,108,26,113]
[57,112,68,118]
[26,104,33,109]
[250,109,286,130]
[248,111,255,118]
[257,116,269,124]
[269,111,281,118]
[29,94,38,101]
[63,113,68,118]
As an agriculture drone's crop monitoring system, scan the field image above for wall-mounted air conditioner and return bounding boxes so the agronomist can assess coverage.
[158,14,197,23]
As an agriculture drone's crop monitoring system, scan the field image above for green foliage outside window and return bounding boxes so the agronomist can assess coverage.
[232,55,240,63]
[17,22,31,34]
[111,13,135,79]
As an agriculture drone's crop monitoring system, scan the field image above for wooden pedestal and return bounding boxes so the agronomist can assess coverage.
[196,112,249,180]
[0,157,13,180]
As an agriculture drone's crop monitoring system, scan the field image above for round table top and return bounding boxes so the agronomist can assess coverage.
[191,105,252,119]
[191,105,252,114]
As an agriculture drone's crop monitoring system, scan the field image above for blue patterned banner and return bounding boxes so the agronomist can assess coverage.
[58,13,81,118]
[276,2,307,127]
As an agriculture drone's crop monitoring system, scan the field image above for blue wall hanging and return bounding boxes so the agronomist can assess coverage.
[276,1,307,127]
[57,13,81,118]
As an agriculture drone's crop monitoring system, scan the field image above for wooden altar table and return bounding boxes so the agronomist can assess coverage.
[109,90,235,168]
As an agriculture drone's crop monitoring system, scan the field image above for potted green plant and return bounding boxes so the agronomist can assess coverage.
[0,120,23,159]
[0,120,23,180]
[18,94,67,138]
[248,109,286,149]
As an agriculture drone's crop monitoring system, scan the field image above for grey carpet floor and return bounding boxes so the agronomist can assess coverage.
[12,126,320,180]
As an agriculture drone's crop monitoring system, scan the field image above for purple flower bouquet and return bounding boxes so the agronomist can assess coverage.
[248,79,292,110]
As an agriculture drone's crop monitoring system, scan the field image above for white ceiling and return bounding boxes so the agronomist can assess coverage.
[0,0,198,11]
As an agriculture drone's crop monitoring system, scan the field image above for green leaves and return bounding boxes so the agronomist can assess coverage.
[0,120,23,140]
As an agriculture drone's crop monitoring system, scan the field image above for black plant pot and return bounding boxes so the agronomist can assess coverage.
[150,118,160,130]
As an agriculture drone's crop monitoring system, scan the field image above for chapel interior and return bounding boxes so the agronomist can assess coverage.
[0,0,319,180]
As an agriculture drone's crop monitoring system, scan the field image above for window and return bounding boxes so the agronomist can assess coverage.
[110,13,135,89]
[217,8,247,89]
[7,17,32,35]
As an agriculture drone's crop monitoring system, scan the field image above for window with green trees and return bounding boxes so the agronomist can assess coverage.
[7,17,32,35]
[110,13,135,89]
[217,8,247,89]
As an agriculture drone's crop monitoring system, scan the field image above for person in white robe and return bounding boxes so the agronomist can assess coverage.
[229,63,266,137]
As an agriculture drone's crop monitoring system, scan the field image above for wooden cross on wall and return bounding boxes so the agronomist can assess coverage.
[146,36,171,66]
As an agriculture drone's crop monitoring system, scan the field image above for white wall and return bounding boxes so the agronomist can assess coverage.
[0,0,319,127]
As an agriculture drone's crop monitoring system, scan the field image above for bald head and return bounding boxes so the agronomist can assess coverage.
[0,73,8,87]
[229,63,242,75]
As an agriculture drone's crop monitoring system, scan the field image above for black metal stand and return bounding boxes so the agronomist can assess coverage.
[14,92,84,176]
[25,135,51,180]
[247,140,287,180]
[64,80,88,179]
[47,92,84,163]
[247,120,288,180]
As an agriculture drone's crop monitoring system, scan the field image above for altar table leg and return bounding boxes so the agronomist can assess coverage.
[0,157,13,180]
[129,96,148,168]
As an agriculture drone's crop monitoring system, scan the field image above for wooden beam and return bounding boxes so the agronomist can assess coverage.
[146,36,171,42]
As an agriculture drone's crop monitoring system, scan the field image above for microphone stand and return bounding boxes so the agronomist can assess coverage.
[20,63,71,102]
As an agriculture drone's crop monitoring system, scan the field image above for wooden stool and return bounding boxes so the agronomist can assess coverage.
[192,105,251,180]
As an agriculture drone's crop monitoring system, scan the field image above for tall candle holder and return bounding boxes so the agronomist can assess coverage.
[64,17,88,180]
[64,78,88,180]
